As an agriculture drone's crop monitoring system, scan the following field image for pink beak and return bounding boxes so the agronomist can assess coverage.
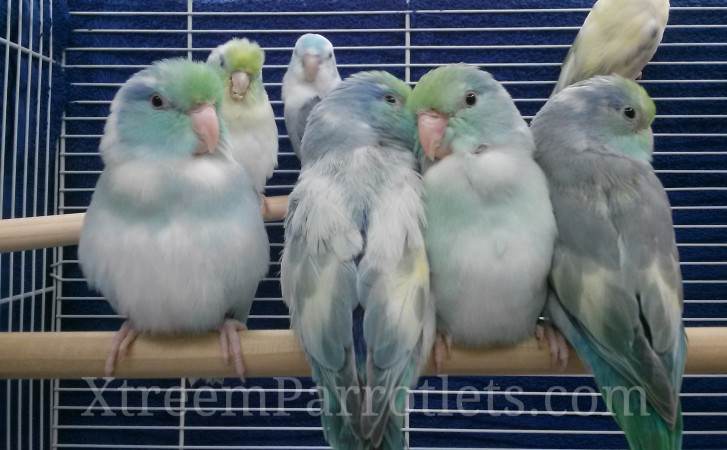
[417,110,451,161]
[302,54,321,82]
[230,71,250,99]
[189,103,219,156]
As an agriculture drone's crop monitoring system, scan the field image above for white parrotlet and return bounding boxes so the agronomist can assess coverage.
[78,59,269,378]
[552,0,670,95]
[207,38,278,196]
[282,71,434,450]
[408,64,562,369]
[533,76,686,450]
[282,33,341,164]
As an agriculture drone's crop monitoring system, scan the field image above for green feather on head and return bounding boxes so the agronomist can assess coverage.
[408,63,488,115]
[630,78,657,126]
[408,64,533,163]
[152,58,224,111]
[221,38,265,77]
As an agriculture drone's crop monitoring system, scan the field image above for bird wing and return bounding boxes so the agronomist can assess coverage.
[281,160,364,448]
[285,95,321,162]
[547,151,685,426]
[553,0,668,95]
[358,161,435,449]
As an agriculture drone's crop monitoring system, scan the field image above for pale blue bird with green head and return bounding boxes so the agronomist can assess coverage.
[408,64,561,369]
[78,59,269,379]
[281,71,434,450]
[532,75,686,450]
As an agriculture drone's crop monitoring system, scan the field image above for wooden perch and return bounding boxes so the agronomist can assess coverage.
[0,195,289,253]
[0,327,723,380]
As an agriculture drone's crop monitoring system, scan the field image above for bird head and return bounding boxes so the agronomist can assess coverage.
[207,38,265,102]
[408,64,532,163]
[102,58,225,164]
[301,71,415,161]
[289,33,340,92]
[534,75,656,162]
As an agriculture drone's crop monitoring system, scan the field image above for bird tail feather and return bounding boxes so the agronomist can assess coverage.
[312,352,366,450]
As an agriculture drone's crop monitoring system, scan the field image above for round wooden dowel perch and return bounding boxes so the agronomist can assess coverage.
[0,327,723,380]
[0,213,85,253]
[0,195,290,253]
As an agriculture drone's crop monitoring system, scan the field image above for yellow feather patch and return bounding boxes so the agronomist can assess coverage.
[224,38,265,75]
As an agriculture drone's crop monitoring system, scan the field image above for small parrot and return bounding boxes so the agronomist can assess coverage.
[281,71,434,450]
[78,59,269,378]
[207,38,278,196]
[532,75,686,450]
[282,33,341,163]
[552,0,670,96]
[408,64,560,369]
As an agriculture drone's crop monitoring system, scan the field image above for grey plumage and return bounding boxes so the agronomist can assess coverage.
[282,71,433,450]
[287,95,320,162]
[282,33,341,163]
[532,76,685,449]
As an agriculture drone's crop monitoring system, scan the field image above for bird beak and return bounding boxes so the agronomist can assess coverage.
[302,54,321,82]
[230,71,250,100]
[189,103,219,156]
[417,110,451,161]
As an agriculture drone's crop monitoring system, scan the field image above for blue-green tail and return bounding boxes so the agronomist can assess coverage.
[561,320,684,450]
[595,362,683,450]
[311,362,365,450]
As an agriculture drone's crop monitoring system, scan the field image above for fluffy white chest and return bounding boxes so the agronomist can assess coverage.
[80,213,269,333]
[78,169,270,333]
[424,152,557,346]
[222,100,278,193]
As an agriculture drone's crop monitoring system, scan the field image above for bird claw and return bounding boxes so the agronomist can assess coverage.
[433,332,453,374]
[218,319,248,380]
[105,321,140,377]
[535,322,570,371]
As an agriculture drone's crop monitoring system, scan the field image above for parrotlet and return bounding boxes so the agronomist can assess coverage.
[207,38,278,195]
[78,59,269,378]
[282,33,341,164]
[552,0,670,95]
[408,64,560,369]
[281,71,434,450]
[532,75,686,450]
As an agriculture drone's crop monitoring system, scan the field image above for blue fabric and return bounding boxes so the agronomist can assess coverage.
[2,0,726,448]
[0,1,66,449]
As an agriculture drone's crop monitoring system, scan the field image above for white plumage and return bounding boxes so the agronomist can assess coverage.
[424,147,557,346]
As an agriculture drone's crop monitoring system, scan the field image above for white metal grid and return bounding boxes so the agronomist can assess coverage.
[1,0,58,448]
[0,1,723,449]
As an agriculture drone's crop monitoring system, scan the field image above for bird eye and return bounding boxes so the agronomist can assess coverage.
[465,91,477,107]
[623,106,636,119]
[384,94,397,104]
[150,94,165,109]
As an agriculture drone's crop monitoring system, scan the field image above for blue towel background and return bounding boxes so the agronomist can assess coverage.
[1,0,726,448]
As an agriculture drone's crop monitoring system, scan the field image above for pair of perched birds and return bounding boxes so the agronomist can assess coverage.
[78,0,683,449]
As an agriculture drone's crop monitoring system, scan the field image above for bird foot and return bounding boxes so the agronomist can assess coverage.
[218,319,248,380]
[105,320,140,377]
[433,332,453,374]
[535,322,570,371]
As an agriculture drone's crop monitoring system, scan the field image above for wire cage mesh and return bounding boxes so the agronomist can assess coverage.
[1,0,727,448]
